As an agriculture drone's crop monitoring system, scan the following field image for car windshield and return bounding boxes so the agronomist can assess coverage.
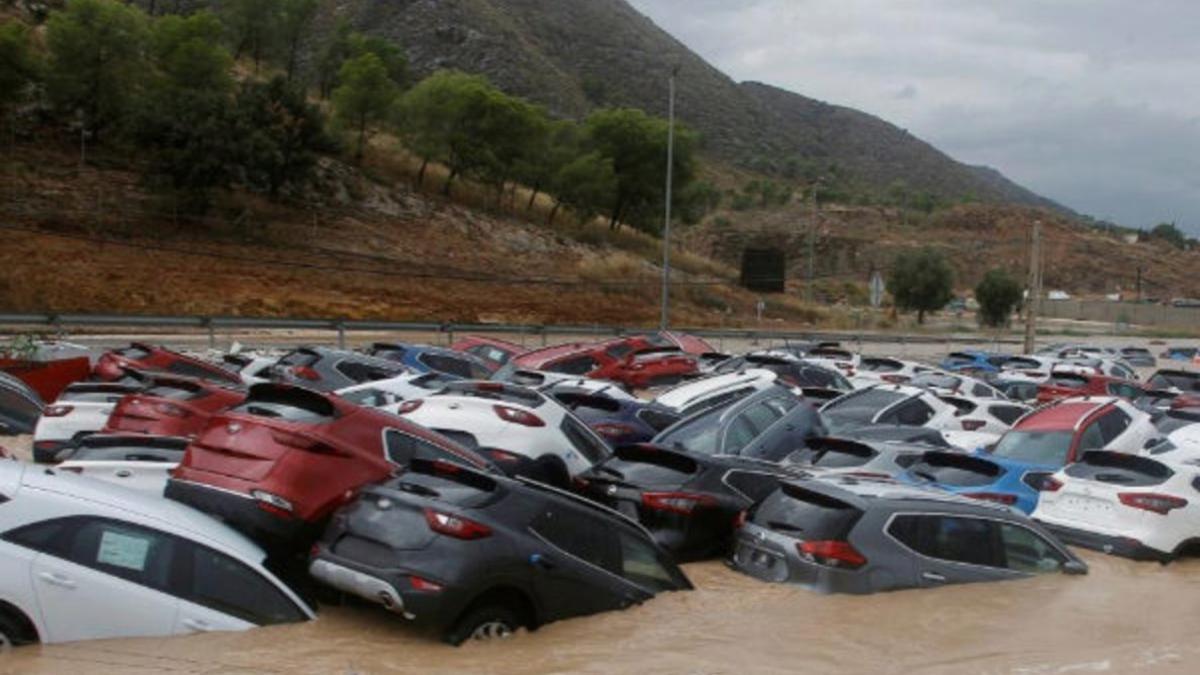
[990,430,1074,465]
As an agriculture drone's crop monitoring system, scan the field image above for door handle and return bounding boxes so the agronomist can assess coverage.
[183,618,213,632]
[921,571,947,583]
[115,469,133,478]
[529,553,557,571]
[37,572,76,589]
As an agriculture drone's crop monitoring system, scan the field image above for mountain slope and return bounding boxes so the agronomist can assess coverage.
[323,0,1065,209]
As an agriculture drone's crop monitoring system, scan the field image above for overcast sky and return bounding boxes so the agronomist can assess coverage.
[626,0,1200,232]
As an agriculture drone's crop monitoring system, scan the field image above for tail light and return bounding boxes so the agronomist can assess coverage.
[396,399,423,414]
[155,402,188,418]
[251,490,294,518]
[493,404,545,427]
[641,491,716,515]
[797,540,867,569]
[408,575,444,592]
[592,423,637,439]
[1118,493,1187,515]
[43,405,74,417]
[964,492,1017,506]
[960,419,986,431]
[291,366,321,381]
[1022,472,1062,492]
[424,508,492,539]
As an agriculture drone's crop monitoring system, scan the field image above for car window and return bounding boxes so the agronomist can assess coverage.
[1076,422,1105,454]
[419,353,474,378]
[972,383,994,398]
[617,530,683,592]
[821,389,907,432]
[184,543,304,625]
[66,518,177,592]
[655,405,725,455]
[991,430,1074,465]
[742,401,785,434]
[2,517,74,554]
[889,515,1001,568]
[549,355,598,376]
[988,405,1026,426]
[530,508,620,573]
[723,414,760,455]
[605,343,633,359]
[335,361,397,384]
[998,523,1066,573]
[679,387,755,417]
[340,387,392,407]
[878,398,935,427]
[1096,409,1132,443]
[560,416,611,463]
[386,429,468,467]
[468,345,511,365]
[1106,383,1141,400]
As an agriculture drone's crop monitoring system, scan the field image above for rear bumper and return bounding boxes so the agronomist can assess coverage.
[309,552,464,630]
[165,478,318,548]
[1038,521,1170,562]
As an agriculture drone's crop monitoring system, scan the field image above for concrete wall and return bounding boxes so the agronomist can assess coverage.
[1040,300,1200,327]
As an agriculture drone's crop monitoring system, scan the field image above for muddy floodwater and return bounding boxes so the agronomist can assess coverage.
[2,552,1198,674]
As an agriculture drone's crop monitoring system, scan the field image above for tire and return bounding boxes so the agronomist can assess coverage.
[0,612,34,651]
[443,605,521,646]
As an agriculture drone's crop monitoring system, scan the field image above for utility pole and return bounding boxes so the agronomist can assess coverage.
[1023,219,1042,354]
[805,181,819,303]
[1136,266,1143,303]
[659,64,679,331]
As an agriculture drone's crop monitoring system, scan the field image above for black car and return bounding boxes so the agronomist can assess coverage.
[574,387,825,560]
[310,458,691,645]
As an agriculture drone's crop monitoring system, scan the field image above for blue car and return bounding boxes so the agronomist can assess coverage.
[899,450,1057,514]
[366,342,496,380]
[545,387,682,446]
[939,350,1010,375]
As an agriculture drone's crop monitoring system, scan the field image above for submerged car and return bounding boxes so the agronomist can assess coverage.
[546,388,681,446]
[653,369,780,417]
[1033,450,1200,562]
[93,343,243,386]
[367,343,496,380]
[1036,371,1144,404]
[0,460,313,646]
[731,476,1086,594]
[783,436,930,479]
[103,376,247,439]
[310,458,691,645]
[939,350,1009,375]
[32,382,143,463]
[449,335,527,369]
[167,383,492,549]
[513,341,699,390]
[55,434,189,495]
[267,346,408,392]
[819,384,960,437]
[1119,347,1156,368]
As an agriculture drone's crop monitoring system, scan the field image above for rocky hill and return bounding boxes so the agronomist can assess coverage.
[311,0,1065,210]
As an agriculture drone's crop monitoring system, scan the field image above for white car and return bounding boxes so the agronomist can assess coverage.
[999,355,1061,382]
[502,369,639,401]
[0,460,313,647]
[55,435,188,496]
[850,357,935,388]
[909,371,1005,399]
[938,395,1031,436]
[653,369,780,416]
[802,345,861,376]
[820,384,963,438]
[32,382,141,464]
[336,372,456,407]
[1033,450,1200,561]
[390,381,611,478]
[535,376,642,403]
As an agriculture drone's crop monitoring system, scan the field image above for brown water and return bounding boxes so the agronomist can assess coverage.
[3,552,1200,675]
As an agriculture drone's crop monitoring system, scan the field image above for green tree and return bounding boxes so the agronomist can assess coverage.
[975,268,1023,328]
[347,33,407,87]
[147,11,232,95]
[888,247,954,324]
[1149,222,1188,250]
[514,119,580,211]
[584,107,697,233]
[235,76,331,195]
[45,0,149,141]
[221,0,281,72]
[676,180,721,225]
[314,18,351,99]
[550,151,617,225]
[0,20,41,123]
[278,0,319,83]
[332,52,396,162]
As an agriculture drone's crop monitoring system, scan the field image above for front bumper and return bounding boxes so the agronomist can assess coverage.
[1038,521,1170,562]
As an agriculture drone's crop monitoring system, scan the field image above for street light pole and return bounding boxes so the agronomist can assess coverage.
[660,65,679,331]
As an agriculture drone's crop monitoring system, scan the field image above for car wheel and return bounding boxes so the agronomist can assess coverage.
[0,613,33,651]
[444,605,521,646]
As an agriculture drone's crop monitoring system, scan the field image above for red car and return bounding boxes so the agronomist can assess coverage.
[165,383,492,548]
[102,376,247,439]
[93,343,243,386]
[1036,371,1145,404]
[450,335,527,368]
[514,338,699,389]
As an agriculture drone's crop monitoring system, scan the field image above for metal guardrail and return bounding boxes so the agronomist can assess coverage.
[0,312,1023,350]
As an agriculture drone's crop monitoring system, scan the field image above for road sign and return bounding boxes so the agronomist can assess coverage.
[869,272,885,308]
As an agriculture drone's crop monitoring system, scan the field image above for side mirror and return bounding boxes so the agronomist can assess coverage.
[1144,437,1164,450]
[1062,560,1088,576]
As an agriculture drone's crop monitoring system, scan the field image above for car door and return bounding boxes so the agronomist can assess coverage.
[173,541,307,634]
[887,514,1017,587]
[527,506,648,622]
[20,517,181,643]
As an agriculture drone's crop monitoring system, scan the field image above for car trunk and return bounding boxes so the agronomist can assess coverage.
[579,445,702,521]
[738,482,864,583]
[1051,452,1175,530]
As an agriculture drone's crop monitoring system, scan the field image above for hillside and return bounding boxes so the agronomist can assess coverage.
[312,0,1066,210]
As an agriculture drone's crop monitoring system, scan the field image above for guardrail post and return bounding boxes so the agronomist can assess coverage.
[204,318,215,351]
[336,321,346,350]
[445,323,455,348]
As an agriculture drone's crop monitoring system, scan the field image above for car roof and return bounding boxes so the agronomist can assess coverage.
[1015,398,1114,431]
[5,462,264,561]
[654,369,776,408]
[512,342,597,367]
[787,475,1017,514]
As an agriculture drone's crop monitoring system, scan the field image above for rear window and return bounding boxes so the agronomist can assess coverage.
[910,373,961,391]
[419,353,480,378]
[788,441,877,468]
[907,453,1002,487]
[1122,348,1151,357]
[1003,358,1043,371]
[860,358,902,373]
[231,387,336,423]
[602,447,699,485]
[988,405,1027,426]
[166,361,226,381]
[278,350,319,368]
[822,389,907,432]
[752,483,862,540]
[560,416,610,463]
[654,405,725,455]
[548,355,599,376]
[334,361,401,384]
[1150,372,1200,391]
[1049,374,1088,388]
[1065,452,1173,487]
[679,386,755,417]
[990,430,1073,466]
[368,345,408,362]
[117,346,153,360]
[636,407,681,432]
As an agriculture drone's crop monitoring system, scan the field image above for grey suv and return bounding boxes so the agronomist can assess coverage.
[730,476,1086,594]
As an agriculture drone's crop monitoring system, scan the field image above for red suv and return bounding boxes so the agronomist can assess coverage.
[165,383,492,548]
[1037,372,1144,404]
[103,376,247,439]
[94,343,243,386]
[514,338,699,389]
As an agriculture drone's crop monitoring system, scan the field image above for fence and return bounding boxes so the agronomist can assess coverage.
[1040,300,1200,328]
